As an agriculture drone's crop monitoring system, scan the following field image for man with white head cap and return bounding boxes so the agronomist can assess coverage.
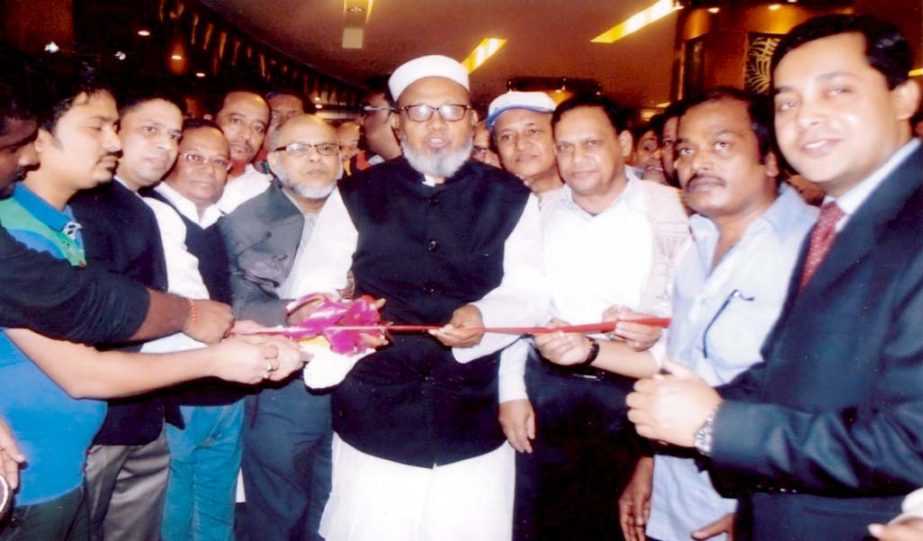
[285,54,549,541]
[487,91,564,210]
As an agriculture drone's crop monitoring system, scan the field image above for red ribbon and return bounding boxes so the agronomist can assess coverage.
[242,294,671,354]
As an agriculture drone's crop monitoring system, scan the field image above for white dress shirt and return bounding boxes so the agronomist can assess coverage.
[499,170,689,402]
[216,164,272,215]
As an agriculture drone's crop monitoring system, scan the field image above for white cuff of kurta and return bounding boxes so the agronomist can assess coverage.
[302,345,371,389]
[647,340,668,369]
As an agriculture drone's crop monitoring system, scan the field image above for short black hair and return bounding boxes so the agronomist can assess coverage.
[209,87,268,117]
[662,100,687,123]
[772,14,913,90]
[0,42,42,135]
[552,93,626,134]
[633,114,665,143]
[118,84,187,118]
[183,117,224,133]
[35,54,114,133]
[683,87,775,164]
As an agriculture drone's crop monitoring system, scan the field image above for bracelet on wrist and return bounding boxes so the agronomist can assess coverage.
[579,337,600,366]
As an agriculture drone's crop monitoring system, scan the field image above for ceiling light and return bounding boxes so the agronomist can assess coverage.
[656,101,671,108]
[44,41,60,53]
[316,104,324,110]
[460,38,507,73]
[910,68,923,77]
[137,29,151,37]
[592,0,681,44]
[707,7,720,14]
[768,4,782,11]
[195,71,206,78]
[170,54,183,61]
[114,51,126,60]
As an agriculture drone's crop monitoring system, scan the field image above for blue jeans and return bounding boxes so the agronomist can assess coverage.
[241,377,332,541]
[162,402,244,541]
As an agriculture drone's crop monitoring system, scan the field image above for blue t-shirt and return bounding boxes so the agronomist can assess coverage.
[0,184,105,505]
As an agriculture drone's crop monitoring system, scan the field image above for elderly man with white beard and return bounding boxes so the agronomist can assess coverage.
[284,55,549,541]
[219,114,341,541]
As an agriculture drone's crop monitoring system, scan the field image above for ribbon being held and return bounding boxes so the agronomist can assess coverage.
[236,293,671,355]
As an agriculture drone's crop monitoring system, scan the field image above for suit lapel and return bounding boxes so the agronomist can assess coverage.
[800,145,923,299]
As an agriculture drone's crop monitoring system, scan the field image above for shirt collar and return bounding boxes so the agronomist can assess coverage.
[828,138,920,217]
[11,183,77,232]
[113,176,143,199]
[689,183,811,242]
[560,166,643,215]
[155,182,224,227]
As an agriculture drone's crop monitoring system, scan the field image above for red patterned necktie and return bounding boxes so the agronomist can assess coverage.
[799,201,845,291]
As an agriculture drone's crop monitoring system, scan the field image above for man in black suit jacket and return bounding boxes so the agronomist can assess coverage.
[626,14,923,540]
[71,91,186,541]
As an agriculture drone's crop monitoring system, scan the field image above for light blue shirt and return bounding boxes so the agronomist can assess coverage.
[646,186,817,541]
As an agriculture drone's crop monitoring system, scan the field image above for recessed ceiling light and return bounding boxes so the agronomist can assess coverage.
[137,29,151,37]
[316,104,324,109]
[347,6,364,13]
[114,51,126,60]
[910,67,923,77]
[592,0,681,44]
[170,54,183,61]
[707,7,720,14]
[768,3,782,11]
[195,71,206,78]
[460,38,507,73]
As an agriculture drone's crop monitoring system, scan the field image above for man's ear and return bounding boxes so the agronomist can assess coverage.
[765,151,780,180]
[267,151,281,178]
[893,78,921,122]
[618,129,633,158]
[389,111,403,141]
[33,128,53,154]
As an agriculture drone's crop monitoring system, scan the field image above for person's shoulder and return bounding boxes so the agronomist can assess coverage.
[639,180,687,220]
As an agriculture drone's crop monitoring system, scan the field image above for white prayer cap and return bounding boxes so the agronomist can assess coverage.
[486,91,557,130]
[388,55,469,102]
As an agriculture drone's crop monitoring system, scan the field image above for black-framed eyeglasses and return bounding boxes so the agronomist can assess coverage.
[273,142,339,157]
[701,289,755,359]
[180,152,232,171]
[398,103,472,122]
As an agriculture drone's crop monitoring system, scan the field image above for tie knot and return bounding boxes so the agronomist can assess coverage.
[817,201,845,230]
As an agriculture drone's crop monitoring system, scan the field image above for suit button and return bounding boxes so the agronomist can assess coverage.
[427,240,438,251]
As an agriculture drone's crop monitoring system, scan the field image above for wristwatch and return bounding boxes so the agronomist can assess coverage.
[693,410,717,457]
[580,337,600,366]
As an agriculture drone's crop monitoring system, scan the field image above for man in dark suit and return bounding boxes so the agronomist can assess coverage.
[220,114,341,541]
[71,89,185,541]
[626,14,923,540]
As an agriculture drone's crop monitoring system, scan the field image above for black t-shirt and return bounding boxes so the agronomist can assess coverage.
[0,225,148,343]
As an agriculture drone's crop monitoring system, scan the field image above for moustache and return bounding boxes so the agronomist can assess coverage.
[685,172,725,190]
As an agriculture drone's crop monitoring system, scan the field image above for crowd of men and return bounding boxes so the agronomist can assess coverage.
[1,12,923,541]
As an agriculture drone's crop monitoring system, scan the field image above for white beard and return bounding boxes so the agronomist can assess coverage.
[401,138,473,179]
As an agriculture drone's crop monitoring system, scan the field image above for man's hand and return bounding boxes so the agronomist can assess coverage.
[0,417,24,490]
[619,456,654,541]
[603,305,661,352]
[183,299,234,344]
[210,336,308,384]
[429,304,484,348]
[499,399,535,453]
[870,519,923,541]
[533,319,593,366]
[693,513,735,540]
[286,293,337,326]
[626,360,722,447]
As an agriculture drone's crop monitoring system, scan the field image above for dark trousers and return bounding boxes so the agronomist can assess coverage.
[514,352,639,541]
[0,486,88,541]
[240,377,332,541]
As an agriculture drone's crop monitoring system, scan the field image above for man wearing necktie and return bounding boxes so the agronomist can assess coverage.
[626,14,923,540]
